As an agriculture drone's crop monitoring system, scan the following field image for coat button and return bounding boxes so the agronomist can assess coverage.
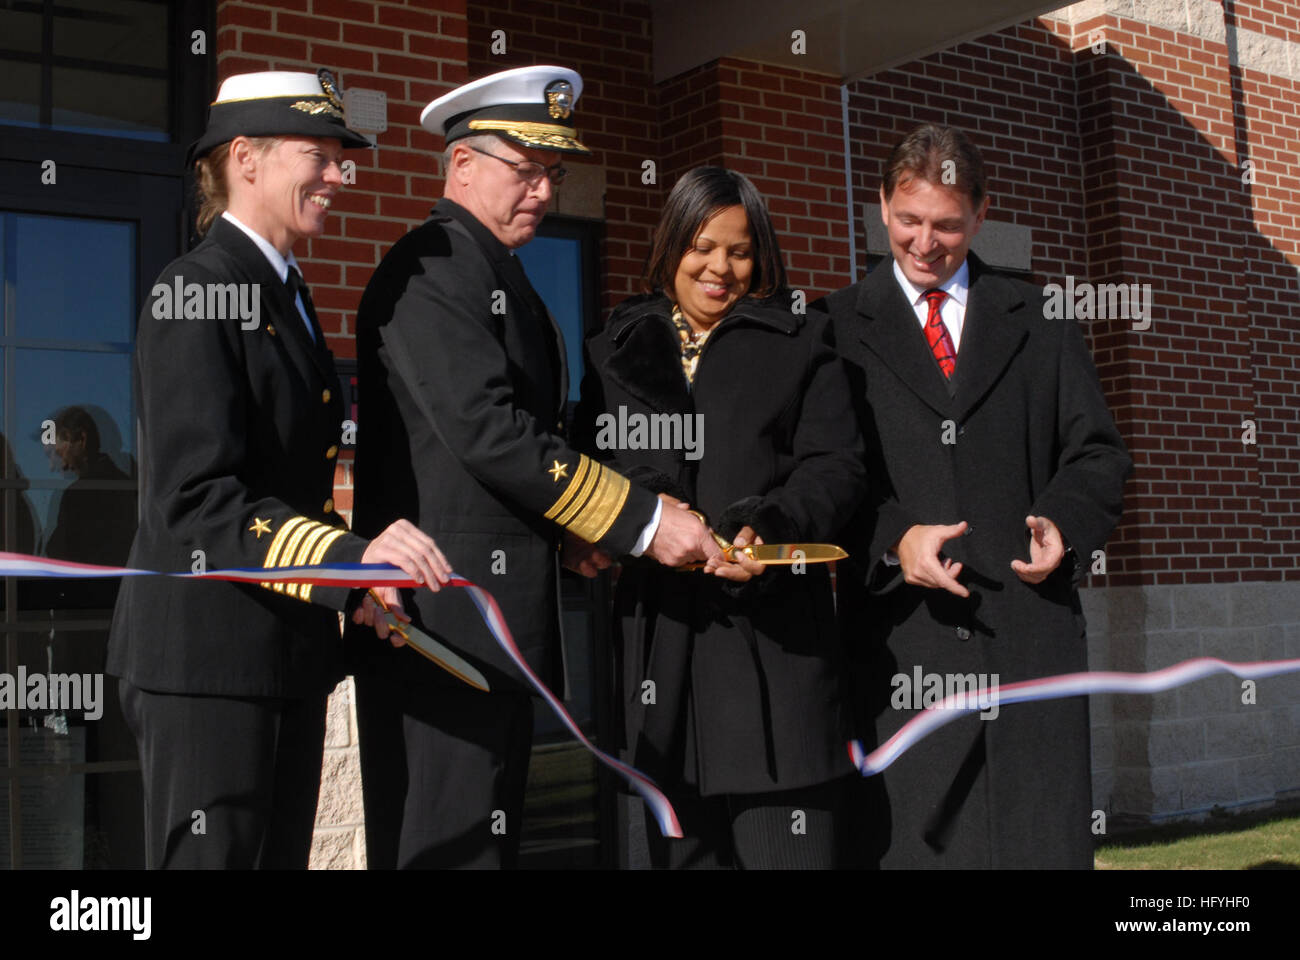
[323,498,334,513]
[267,324,277,336]
[325,445,339,459]
[322,388,332,403]
[964,525,974,536]
[955,626,972,641]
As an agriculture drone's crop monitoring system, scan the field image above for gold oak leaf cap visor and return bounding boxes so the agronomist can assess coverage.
[420,64,591,156]
[187,69,373,166]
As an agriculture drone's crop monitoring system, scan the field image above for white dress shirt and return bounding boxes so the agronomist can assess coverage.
[892,257,971,352]
[221,210,316,342]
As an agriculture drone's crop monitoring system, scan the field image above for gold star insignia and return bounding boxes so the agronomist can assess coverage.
[548,460,569,482]
[249,517,272,539]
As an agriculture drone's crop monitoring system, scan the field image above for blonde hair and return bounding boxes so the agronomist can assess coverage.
[194,136,281,236]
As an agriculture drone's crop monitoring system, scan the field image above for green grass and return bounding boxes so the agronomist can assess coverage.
[1096,810,1300,870]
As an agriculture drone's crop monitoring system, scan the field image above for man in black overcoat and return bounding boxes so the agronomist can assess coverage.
[820,124,1132,868]
[349,66,721,869]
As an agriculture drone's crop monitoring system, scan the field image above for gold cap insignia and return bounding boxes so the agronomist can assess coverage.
[545,79,574,119]
[318,68,345,112]
[289,69,346,119]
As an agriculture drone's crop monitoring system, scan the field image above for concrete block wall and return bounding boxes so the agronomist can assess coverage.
[1084,582,1300,823]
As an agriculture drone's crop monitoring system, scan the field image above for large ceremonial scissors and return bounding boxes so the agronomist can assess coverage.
[678,510,848,569]
[367,588,491,692]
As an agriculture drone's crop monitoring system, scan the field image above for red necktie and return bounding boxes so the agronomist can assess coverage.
[923,289,956,379]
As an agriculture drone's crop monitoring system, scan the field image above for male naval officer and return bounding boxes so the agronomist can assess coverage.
[349,65,723,869]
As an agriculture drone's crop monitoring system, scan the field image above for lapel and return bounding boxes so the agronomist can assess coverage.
[950,254,1030,423]
[604,295,693,416]
[496,251,567,421]
[440,204,567,422]
[209,218,334,386]
[853,260,953,417]
[601,293,799,415]
[545,306,568,423]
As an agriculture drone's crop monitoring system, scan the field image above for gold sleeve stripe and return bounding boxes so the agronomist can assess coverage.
[291,523,334,567]
[543,454,591,521]
[263,516,309,569]
[273,522,318,588]
[566,465,631,545]
[284,524,335,599]
[298,528,347,603]
[259,516,348,599]
[555,460,602,527]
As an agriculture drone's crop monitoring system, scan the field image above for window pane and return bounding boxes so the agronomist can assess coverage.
[52,66,167,141]
[11,350,136,565]
[0,6,42,54]
[0,728,86,868]
[0,60,40,129]
[14,215,135,342]
[518,234,585,402]
[54,0,169,69]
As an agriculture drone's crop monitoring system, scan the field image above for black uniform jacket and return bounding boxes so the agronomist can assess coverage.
[820,254,1132,867]
[108,216,367,698]
[349,199,657,691]
[574,292,865,795]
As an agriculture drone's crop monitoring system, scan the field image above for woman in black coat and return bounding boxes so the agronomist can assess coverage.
[108,70,451,868]
[574,167,865,868]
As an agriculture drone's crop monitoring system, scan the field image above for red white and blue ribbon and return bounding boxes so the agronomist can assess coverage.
[447,574,681,837]
[0,551,684,839]
[849,656,1300,776]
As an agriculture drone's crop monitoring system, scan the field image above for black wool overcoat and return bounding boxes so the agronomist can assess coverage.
[574,291,866,796]
[349,199,657,692]
[820,254,1132,868]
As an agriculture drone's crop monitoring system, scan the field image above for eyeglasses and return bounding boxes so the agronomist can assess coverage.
[468,145,568,186]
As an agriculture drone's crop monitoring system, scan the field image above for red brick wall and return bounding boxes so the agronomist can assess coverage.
[713,59,852,296]
[1231,4,1300,578]
[215,0,1300,580]
[842,8,1300,587]
[217,0,468,363]
[217,0,469,516]
[466,0,664,310]
[1233,0,1300,40]
[467,2,852,306]
[845,22,1088,289]
[1065,8,1298,586]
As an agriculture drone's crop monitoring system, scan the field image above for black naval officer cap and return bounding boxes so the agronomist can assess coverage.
[187,69,373,167]
[420,65,590,155]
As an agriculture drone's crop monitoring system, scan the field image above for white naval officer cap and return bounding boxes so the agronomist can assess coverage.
[187,69,371,166]
[420,65,590,155]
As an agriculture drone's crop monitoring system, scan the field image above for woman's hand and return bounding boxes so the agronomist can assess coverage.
[705,525,766,582]
[361,519,452,590]
[351,586,412,647]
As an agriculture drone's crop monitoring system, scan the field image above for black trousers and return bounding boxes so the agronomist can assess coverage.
[119,679,328,869]
[354,662,534,870]
[646,775,852,869]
